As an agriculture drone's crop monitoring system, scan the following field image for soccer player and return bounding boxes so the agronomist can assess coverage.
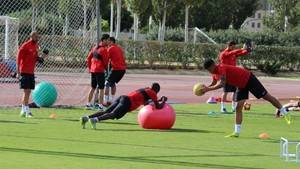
[17,32,48,117]
[104,37,126,105]
[202,59,290,137]
[80,83,167,129]
[219,41,250,113]
[86,34,109,110]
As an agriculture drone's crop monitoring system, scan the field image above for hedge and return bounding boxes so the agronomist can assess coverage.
[39,35,300,75]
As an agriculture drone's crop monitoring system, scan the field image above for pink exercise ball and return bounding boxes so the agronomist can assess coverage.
[138,103,176,129]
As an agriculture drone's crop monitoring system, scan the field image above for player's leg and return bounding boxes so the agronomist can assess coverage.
[225,87,248,137]
[231,92,237,112]
[110,70,126,103]
[86,73,97,109]
[96,73,105,110]
[90,96,130,129]
[20,74,35,117]
[221,92,228,113]
[247,74,289,119]
[81,97,121,129]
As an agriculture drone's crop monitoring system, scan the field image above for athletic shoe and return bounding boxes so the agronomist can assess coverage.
[26,112,33,118]
[90,118,98,129]
[20,111,26,117]
[85,104,94,110]
[95,104,104,110]
[80,116,89,129]
[225,132,239,138]
[221,108,228,113]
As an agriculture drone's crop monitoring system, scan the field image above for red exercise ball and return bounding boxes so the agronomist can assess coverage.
[138,103,176,129]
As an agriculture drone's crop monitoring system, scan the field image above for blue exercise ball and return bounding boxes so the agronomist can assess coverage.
[32,82,57,107]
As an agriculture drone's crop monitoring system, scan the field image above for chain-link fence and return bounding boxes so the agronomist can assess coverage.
[0,0,102,107]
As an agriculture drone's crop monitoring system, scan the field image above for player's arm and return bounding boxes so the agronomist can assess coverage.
[203,76,226,93]
[37,49,49,63]
[228,49,249,57]
[154,96,168,109]
[86,50,93,70]
[208,79,218,87]
[16,45,26,78]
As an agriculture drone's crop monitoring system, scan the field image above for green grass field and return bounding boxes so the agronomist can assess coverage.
[0,104,300,169]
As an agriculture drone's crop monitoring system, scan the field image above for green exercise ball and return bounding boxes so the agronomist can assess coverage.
[32,82,57,107]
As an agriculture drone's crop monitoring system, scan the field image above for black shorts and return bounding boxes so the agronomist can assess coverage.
[107,95,131,119]
[19,73,35,89]
[107,70,126,85]
[234,73,268,102]
[91,72,105,89]
[223,84,236,93]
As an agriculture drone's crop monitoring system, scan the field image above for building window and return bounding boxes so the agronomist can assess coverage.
[257,13,261,19]
[251,22,255,28]
[257,23,261,28]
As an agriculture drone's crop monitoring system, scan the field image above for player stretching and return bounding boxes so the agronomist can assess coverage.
[81,83,167,129]
[219,41,250,113]
[202,59,290,137]
[17,32,48,117]
[104,37,126,105]
[86,34,109,110]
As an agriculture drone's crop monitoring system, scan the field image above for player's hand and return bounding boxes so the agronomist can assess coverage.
[201,85,209,94]
[16,73,20,79]
[161,96,168,102]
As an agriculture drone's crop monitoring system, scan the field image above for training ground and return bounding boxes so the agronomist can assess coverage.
[0,73,300,169]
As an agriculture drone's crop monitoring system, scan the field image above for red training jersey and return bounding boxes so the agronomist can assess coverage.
[212,64,251,89]
[108,44,126,70]
[127,88,158,111]
[219,48,248,66]
[17,39,39,74]
[86,42,109,73]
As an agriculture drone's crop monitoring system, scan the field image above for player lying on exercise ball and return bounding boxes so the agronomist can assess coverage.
[80,83,168,129]
[201,59,290,137]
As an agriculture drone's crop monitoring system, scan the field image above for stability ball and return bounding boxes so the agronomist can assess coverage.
[138,103,176,129]
[32,82,57,107]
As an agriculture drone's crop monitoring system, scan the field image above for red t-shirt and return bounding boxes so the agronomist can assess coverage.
[108,44,126,70]
[17,39,39,74]
[219,48,248,66]
[127,88,158,111]
[86,42,109,73]
[212,64,251,89]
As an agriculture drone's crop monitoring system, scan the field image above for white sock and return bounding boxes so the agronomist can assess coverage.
[235,124,241,134]
[280,107,288,115]
[21,104,26,112]
[25,106,30,113]
[104,95,109,103]
[110,95,115,102]
[221,102,225,109]
[232,101,237,111]
[87,102,92,106]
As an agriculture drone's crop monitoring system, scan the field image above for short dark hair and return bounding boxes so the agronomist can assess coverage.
[109,37,116,43]
[101,34,110,41]
[203,59,215,69]
[227,41,236,46]
[151,83,160,93]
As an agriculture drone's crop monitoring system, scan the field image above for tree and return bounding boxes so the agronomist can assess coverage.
[125,0,152,40]
[181,0,204,42]
[264,0,300,31]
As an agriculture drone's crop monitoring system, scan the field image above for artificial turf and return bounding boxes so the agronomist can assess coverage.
[0,104,299,169]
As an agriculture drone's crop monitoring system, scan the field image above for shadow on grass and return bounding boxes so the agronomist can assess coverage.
[3,134,274,158]
[0,120,36,124]
[0,147,265,169]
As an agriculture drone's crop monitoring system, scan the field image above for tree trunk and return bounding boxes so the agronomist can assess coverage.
[148,15,152,32]
[184,5,190,43]
[110,0,114,36]
[161,0,167,41]
[116,0,121,39]
[64,14,69,36]
[133,13,139,41]
[31,6,36,31]
[83,0,87,37]
[158,21,161,41]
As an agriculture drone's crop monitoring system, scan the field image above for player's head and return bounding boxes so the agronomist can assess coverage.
[100,34,110,46]
[151,82,160,93]
[227,41,236,50]
[108,37,116,46]
[203,59,216,73]
[30,31,39,43]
